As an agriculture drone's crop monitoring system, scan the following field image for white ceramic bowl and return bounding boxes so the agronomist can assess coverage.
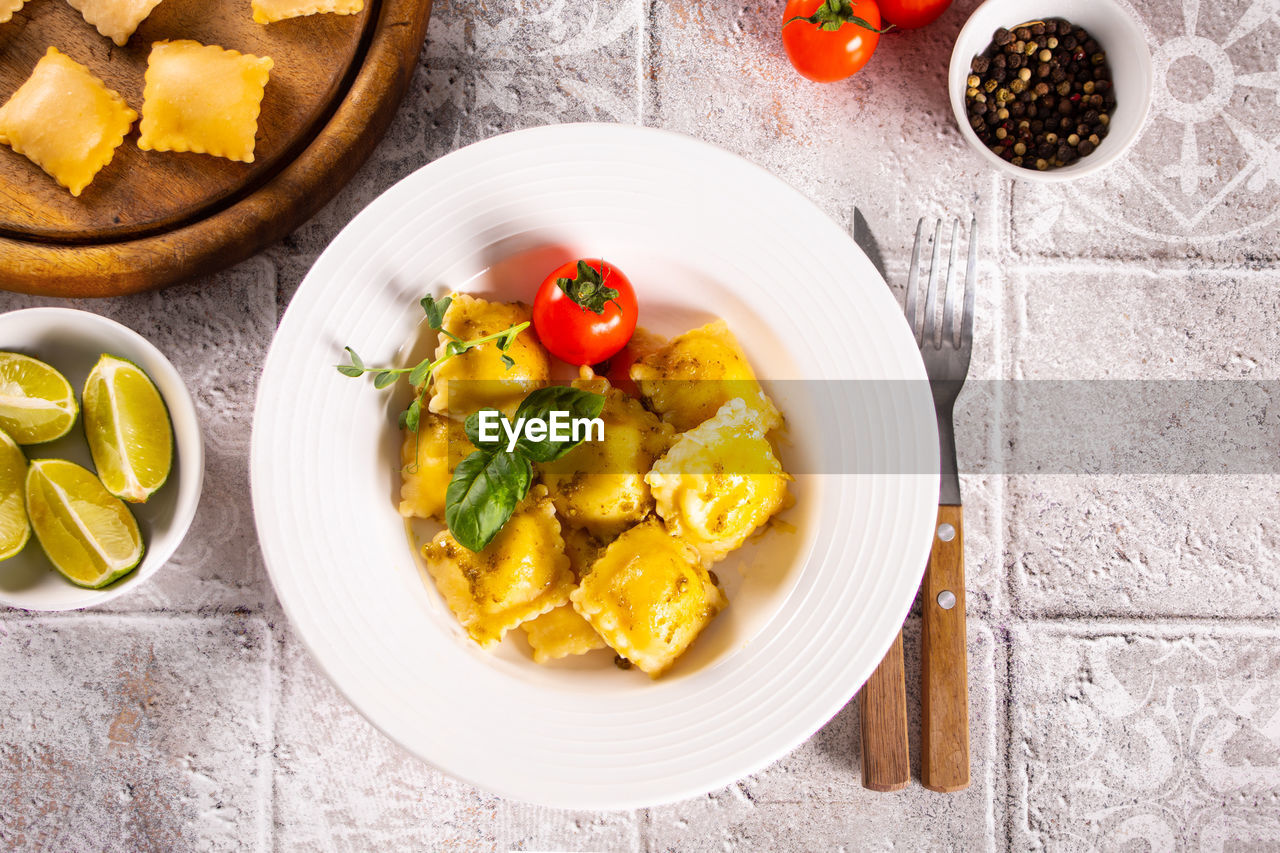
[949,0,1153,182]
[0,308,204,611]
[252,123,939,808]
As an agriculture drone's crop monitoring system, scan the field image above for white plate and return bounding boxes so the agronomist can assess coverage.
[0,308,204,611]
[251,123,939,809]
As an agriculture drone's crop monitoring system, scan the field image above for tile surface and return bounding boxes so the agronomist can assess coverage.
[1011,625,1280,851]
[3,0,1280,848]
[1009,0,1280,265]
[0,615,271,851]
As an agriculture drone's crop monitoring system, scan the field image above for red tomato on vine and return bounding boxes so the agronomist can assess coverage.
[782,0,884,83]
[532,259,638,366]
[877,0,951,29]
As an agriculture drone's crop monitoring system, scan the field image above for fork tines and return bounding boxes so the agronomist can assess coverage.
[904,217,977,352]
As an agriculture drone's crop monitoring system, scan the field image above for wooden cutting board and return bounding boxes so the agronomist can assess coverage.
[0,0,431,297]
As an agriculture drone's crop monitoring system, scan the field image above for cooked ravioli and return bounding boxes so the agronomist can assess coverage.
[562,525,609,580]
[646,398,790,566]
[398,412,472,521]
[630,319,781,433]
[0,47,136,197]
[428,295,550,419]
[540,378,674,539]
[1,0,26,24]
[66,0,165,45]
[423,486,573,649]
[570,518,726,677]
[252,0,363,23]
[522,604,606,663]
[137,40,273,163]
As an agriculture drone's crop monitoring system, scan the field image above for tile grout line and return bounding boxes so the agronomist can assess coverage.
[259,615,276,853]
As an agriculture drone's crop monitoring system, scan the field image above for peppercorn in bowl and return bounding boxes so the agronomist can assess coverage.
[948,0,1152,181]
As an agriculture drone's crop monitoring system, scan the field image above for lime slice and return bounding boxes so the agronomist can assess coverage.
[26,458,143,588]
[0,352,77,444]
[83,354,173,503]
[0,429,30,560]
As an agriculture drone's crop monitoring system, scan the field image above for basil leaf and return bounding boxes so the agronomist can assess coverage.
[445,450,533,552]
[512,386,605,462]
[464,409,507,450]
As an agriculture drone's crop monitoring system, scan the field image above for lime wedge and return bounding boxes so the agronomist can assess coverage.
[26,458,143,588]
[0,352,77,444]
[83,354,173,503]
[0,429,30,560]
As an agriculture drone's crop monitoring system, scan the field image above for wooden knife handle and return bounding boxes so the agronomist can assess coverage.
[921,504,970,792]
[858,630,909,791]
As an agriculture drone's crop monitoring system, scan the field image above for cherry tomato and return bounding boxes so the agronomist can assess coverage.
[782,0,882,83]
[533,259,638,366]
[877,0,950,29]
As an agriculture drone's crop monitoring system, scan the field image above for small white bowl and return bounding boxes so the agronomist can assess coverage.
[949,0,1153,182]
[0,308,203,611]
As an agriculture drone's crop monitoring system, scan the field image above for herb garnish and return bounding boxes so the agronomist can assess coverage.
[446,386,605,552]
[784,0,890,33]
[336,294,530,433]
[556,260,621,315]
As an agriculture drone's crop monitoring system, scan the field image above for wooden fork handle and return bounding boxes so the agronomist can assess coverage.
[921,504,970,792]
[858,630,909,791]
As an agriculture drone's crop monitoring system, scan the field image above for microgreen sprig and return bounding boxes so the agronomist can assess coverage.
[336,294,529,432]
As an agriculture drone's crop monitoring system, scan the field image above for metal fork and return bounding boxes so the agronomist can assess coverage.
[906,216,976,793]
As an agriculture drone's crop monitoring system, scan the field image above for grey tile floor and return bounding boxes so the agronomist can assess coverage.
[3,0,1279,849]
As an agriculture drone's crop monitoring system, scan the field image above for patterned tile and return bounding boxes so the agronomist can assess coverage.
[271,624,643,851]
[1009,0,1280,264]
[0,614,271,851]
[646,623,1000,852]
[1012,625,1280,851]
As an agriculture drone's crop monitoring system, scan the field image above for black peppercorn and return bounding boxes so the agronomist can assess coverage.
[965,17,1115,171]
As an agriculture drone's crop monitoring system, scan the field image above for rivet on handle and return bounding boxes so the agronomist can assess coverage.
[937,522,956,542]
[937,590,957,610]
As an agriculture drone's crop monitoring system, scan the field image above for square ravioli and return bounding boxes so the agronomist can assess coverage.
[630,319,781,433]
[428,295,550,419]
[252,0,363,24]
[1,0,26,24]
[423,486,573,649]
[137,40,273,163]
[540,378,674,539]
[571,518,726,677]
[521,605,606,663]
[646,398,790,566]
[0,47,136,197]
[397,412,472,522]
[66,0,166,46]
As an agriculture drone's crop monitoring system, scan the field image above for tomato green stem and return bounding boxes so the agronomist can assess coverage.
[783,0,893,33]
